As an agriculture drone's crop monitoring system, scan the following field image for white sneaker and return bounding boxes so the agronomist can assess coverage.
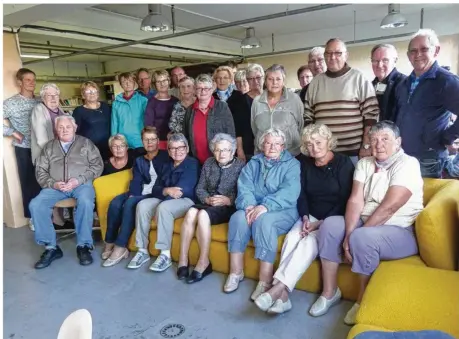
[149,254,172,272]
[29,219,35,232]
[267,298,292,314]
[251,281,269,301]
[309,287,342,317]
[223,272,244,293]
[254,292,274,312]
[344,303,360,325]
[127,251,150,269]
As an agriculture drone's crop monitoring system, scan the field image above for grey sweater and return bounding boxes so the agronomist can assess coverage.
[35,135,103,189]
[195,157,245,205]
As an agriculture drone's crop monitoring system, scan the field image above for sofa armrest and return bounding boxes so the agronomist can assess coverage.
[93,170,132,237]
[416,179,459,271]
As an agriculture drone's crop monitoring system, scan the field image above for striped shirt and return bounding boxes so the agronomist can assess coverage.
[305,67,379,154]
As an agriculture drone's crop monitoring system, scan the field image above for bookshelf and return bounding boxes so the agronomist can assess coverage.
[103,81,123,105]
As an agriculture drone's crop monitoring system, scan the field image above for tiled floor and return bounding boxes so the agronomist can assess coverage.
[3,226,352,339]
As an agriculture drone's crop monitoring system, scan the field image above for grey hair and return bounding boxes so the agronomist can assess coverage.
[195,73,213,88]
[108,133,127,148]
[257,128,286,151]
[369,120,401,138]
[409,28,440,49]
[246,63,265,79]
[234,70,247,82]
[40,83,60,98]
[309,47,325,58]
[167,132,189,148]
[55,115,76,127]
[209,133,237,154]
[371,43,398,59]
[265,64,287,80]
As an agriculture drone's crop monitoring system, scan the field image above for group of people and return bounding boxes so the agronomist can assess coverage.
[3,27,459,325]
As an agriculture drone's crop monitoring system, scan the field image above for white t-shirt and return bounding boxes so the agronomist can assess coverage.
[354,154,424,227]
[141,161,158,196]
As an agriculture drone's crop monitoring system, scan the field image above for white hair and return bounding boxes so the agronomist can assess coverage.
[195,73,213,88]
[265,64,286,81]
[246,63,265,79]
[371,43,398,59]
[309,47,325,58]
[409,28,440,49]
[209,133,237,154]
[40,83,60,98]
[234,70,247,82]
[167,132,189,148]
[257,128,286,151]
[55,115,76,127]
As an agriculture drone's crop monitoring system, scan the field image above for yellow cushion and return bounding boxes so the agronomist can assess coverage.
[357,262,459,338]
[347,324,391,339]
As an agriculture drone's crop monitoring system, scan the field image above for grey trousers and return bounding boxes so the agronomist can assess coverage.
[135,197,194,251]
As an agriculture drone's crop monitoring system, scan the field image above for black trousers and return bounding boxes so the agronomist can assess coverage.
[14,147,41,218]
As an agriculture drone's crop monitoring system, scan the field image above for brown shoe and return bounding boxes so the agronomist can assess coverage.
[101,243,115,260]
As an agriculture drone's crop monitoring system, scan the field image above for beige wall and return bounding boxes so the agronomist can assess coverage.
[248,34,459,89]
[3,33,28,228]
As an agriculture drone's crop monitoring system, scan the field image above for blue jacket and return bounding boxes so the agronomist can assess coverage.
[395,61,459,157]
[111,92,147,149]
[151,155,200,202]
[128,150,170,196]
[235,151,301,214]
[372,68,406,122]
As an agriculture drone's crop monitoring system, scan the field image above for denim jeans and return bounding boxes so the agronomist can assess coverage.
[105,193,152,247]
[29,183,95,248]
[355,330,455,339]
[417,150,448,179]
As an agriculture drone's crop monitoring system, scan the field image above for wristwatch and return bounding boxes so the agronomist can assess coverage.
[363,144,370,150]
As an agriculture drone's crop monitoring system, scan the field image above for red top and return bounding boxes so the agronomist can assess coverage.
[123,92,135,101]
[192,97,215,165]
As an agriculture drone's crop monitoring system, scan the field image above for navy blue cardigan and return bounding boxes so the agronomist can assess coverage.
[128,150,170,196]
[151,155,200,202]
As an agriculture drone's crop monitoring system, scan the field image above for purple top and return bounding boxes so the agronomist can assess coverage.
[46,106,65,137]
[144,96,179,141]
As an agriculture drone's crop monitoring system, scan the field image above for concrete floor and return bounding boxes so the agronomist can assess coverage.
[3,226,352,339]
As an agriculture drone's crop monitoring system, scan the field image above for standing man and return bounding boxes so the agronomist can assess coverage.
[136,68,157,99]
[169,66,186,99]
[395,28,459,178]
[305,38,380,163]
[371,44,406,122]
[3,68,41,225]
[297,47,327,107]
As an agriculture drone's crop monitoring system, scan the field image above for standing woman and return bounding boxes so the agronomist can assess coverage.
[111,72,147,157]
[227,63,265,162]
[251,64,304,157]
[73,81,111,160]
[144,70,179,150]
[212,66,234,102]
[169,76,196,135]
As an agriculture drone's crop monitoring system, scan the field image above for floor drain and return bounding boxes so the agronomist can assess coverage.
[159,324,185,338]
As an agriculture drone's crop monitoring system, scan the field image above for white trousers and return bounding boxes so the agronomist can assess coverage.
[273,216,319,292]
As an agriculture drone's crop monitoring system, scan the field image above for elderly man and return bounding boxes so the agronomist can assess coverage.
[394,29,459,178]
[305,38,380,163]
[135,68,157,99]
[297,47,327,105]
[29,115,103,269]
[169,66,186,98]
[371,44,406,122]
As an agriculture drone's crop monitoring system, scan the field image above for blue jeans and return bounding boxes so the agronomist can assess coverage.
[29,183,95,248]
[105,193,152,247]
[355,330,454,339]
[417,150,448,179]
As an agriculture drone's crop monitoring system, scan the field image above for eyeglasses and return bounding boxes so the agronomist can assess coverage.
[408,47,432,55]
[214,148,232,154]
[371,58,391,65]
[143,137,158,143]
[196,87,213,93]
[324,51,344,58]
[111,144,127,150]
[84,90,98,95]
[264,141,284,148]
[155,79,169,85]
[168,145,187,152]
[246,76,263,82]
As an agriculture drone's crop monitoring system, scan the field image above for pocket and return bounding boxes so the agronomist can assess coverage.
[419,158,442,178]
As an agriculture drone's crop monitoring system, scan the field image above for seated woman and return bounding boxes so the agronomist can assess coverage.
[177,133,244,284]
[225,128,301,300]
[128,133,200,271]
[254,124,355,314]
[101,127,169,267]
[102,134,134,176]
[310,121,424,325]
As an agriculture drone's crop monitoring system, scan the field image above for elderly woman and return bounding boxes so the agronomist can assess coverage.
[31,83,68,165]
[224,128,301,299]
[111,72,147,157]
[212,66,234,102]
[102,127,169,267]
[144,70,179,150]
[254,124,354,314]
[102,134,134,176]
[169,76,196,134]
[73,81,111,160]
[128,133,200,271]
[251,64,304,157]
[234,70,249,94]
[227,64,264,162]
[177,133,244,283]
[183,74,235,165]
[310,121,424,325]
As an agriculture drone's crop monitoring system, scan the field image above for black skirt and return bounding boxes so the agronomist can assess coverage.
[193,204,236,225]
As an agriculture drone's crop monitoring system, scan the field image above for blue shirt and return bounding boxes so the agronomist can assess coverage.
[136,88,157,100]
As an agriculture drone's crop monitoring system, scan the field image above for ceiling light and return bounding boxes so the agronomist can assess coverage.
[380,4,408,29]
[140,4,170,32]
[241,27,261,49]
[20,54,49,59]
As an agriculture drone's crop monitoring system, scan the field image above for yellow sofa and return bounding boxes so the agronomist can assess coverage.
[94,171,459,305]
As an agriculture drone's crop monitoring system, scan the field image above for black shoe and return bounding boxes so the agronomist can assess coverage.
[186,263,213,284]
[177,265,190,280]
[77,245,93,266]
[34,246,63,269]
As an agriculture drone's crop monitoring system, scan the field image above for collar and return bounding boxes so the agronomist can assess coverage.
[217,157,236,169]
[123,91,135,101]
[372,67,399,85]
[409,61,439,81]
[59,137,75,145]
[193,96,215,110]
[326,63,351,78]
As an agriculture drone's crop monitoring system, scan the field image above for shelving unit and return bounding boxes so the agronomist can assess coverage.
[103,80,123,105]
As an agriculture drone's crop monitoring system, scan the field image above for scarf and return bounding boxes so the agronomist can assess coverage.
[215,85,234,102]
[375,148,404,172]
